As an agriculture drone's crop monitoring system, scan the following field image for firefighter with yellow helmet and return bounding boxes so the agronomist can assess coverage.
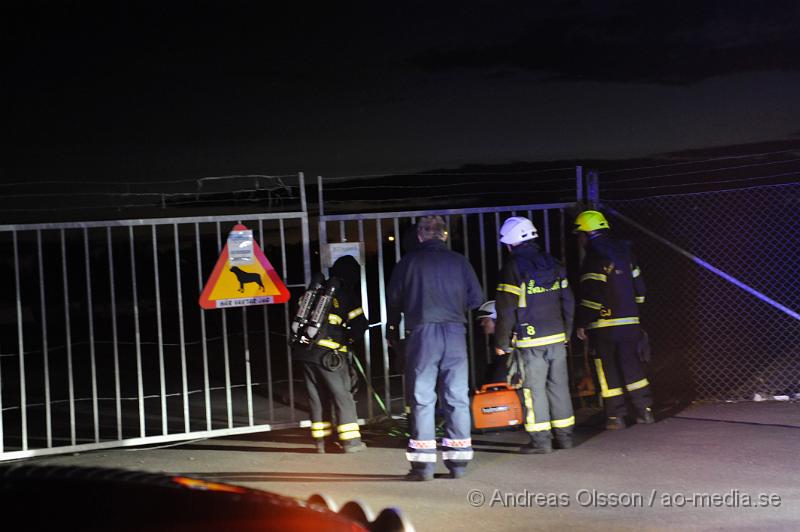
[574,210,654,429]
[494,216,576,454]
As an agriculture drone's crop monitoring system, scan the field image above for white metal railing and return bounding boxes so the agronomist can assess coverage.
[0,175,312,461]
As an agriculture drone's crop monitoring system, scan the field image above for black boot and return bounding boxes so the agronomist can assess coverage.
[314,439,327,454]
[554,436,573,449]
[636,407,655,425]
[553,428,573,450]
[605,416,626,430]
[448,468,466,479]
[520,433,553,454]
[405,467,433,481]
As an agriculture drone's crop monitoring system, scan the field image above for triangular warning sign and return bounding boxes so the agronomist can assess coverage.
[199,224,290,309]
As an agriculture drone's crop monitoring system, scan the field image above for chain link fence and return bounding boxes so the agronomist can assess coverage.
[603,182,800,402]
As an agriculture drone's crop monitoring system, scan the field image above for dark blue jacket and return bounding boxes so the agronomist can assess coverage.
[386,239,484,332]
[576,233,646,333]
[495,241,574,351]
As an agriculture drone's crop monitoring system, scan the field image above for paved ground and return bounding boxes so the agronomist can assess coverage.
[15,401,800,531]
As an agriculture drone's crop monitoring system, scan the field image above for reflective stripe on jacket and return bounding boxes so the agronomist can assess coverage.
[576,233,646,330]
[495,241,574,351]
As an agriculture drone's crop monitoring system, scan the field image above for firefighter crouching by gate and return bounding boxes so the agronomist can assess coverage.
[494,216,576,454]
[573,210,654,430]
[291,255,368,453]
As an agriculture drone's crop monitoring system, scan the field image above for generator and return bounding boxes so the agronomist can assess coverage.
[471,382,524,432]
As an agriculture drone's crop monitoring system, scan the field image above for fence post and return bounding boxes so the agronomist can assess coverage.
[317,176,328,276]
[299,172,311,284]
[587,170,600,210]
[576,166,586,264]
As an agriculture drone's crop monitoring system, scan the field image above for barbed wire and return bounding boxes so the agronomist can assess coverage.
[0,174,297,188]
[4,152,796,199]
[600,148,799,175]
[0,187,295,200]
[324,148,800,183]
[322,186,577,204]
[602,179,800,203]
[2,150,798,215]
[325,177,574,190]
[601,170,800,194]
[320,166,577,181]
[600,157,800,184]
[3,169,796,212]
[0,195,302,213]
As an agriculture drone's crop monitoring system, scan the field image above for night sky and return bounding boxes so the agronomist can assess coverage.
[6,1,800,185]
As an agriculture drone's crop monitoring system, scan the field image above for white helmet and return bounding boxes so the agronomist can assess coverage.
[499,216,538,245]
[476,300,496,320]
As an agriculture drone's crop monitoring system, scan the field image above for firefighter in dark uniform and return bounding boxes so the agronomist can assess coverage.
[294,255,368,452]
[386,215,484,481]
[494,216,576,454]
[573,210,654,430]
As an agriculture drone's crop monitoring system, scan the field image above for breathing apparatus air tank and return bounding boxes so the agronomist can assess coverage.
[302,277,341,345]
[290,273,326,344]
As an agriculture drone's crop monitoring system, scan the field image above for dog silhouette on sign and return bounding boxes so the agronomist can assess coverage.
[229,266,265,293]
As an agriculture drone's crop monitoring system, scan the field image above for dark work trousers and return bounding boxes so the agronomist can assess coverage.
[519,343,575,444]
[302,353,361,443]
[395,338,414,420]
[405,323,473,475]
[590,324,652,419]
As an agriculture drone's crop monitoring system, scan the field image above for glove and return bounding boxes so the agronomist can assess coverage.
[495,346,512,356]
[637,329,651,364]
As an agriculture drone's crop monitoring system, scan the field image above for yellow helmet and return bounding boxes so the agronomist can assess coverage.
[574,210,610,233]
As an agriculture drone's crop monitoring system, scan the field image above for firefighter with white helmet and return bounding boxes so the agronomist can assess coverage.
[494,216,576,453]
[499,216,539,244]
[574,210,653,429]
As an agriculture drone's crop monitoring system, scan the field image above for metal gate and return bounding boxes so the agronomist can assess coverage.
[316,178,576,420]
[0,177,312,461]
[1,170,586,461]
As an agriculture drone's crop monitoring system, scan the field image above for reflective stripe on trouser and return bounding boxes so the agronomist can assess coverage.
[590,326,652,418]
[337,422,361,441]
[406,438,437,464]
[520,343,574,438]
[302,354,360,442]
[441,437,474,463]
[406,323,472,474]
[310,421,333,439]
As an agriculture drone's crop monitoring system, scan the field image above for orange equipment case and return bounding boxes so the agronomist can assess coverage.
[471,382,523,431]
